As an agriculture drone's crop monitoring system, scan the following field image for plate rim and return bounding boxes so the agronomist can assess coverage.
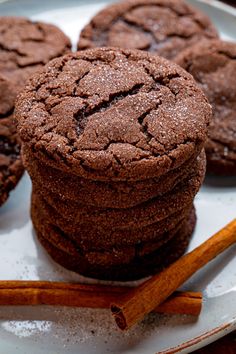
[198,0,236,16]
[158,320,236,354]
[0,0,236,353]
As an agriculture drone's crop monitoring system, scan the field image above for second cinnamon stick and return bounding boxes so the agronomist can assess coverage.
[0,281,202,316]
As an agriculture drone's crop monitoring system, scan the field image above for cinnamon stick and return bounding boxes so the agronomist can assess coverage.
[0,281,202,316]
[111,218,236,330]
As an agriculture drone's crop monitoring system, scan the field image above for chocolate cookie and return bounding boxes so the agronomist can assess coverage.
[32,196,193,260]
[31,150,205,229]
[77,0,218,60]
[17,47,207,280]
[24,145,203,208]
[0,116,24,206]
[31,189,193,249]
[0,17,71,205]
[16,47,211,181]
[176,40,236,175]
[0,75,17,116]
[0,76,23,205]
[0,16,71,89]
[34,207,196,280]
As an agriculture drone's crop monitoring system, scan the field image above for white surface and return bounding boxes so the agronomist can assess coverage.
[0,1,236,353]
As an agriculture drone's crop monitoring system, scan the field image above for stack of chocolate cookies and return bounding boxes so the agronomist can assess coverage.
[0,17,71,205]
[16,48,211,280]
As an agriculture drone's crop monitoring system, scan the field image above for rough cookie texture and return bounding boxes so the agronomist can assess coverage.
[31,152,205,229]
[77,0,218,60]
[16,47,211,181]
[33,202,196,280]
[176,40,236,175]
[23,145,203,208]
[0,17,71,206]
[32,194,193,259]
[32,190,193,249]
[18,47,209,280]
[0,17,71,88]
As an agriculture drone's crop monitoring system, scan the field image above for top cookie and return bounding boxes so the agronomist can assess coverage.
[0,16,71,89]
[175,39,236,175]
[15,47,211,181]
[77,0,218,60]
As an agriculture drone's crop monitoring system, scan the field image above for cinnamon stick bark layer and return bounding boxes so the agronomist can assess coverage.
[0,281,202,316]
[111,218,236,330]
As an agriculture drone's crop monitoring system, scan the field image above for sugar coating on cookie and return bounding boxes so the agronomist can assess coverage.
[16,47,211,181]
[32,197,196,281]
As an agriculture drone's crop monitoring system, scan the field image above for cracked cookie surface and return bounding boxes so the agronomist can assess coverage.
[16,47,211,181]
[176,39,236,175]
[0,16,71,88]
[77,0,218,60]
[0,16,71,205]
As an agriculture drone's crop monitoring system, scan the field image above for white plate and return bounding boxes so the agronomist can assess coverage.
[0,0,236,353]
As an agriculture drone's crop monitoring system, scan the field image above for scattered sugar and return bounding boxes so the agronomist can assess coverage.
[2,320,51,338]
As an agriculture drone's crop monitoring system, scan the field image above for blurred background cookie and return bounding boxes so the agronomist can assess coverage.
[78,0,218,59]
[0,16,71,205]
[0,16,71,89]
[176,39,236,175]
[0,75,23,206]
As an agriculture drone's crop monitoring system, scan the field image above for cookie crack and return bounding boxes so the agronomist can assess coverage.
[218,50,236,61]
[90,3,206,51]
[210,137,236,153]
[75,70,91,88]
[121,16,197,53]
[121,17,156,51]
[0,42,46,69]
[122,3,192,19]
[143,64,181,88]
[0,107,15,119]
[75,82,145,134]
[185,50,236,80]
[35,22,47,41]
[138,106,158,144]
[113,153,122,167]
[0,42,27,59]
[90,3,196,47]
